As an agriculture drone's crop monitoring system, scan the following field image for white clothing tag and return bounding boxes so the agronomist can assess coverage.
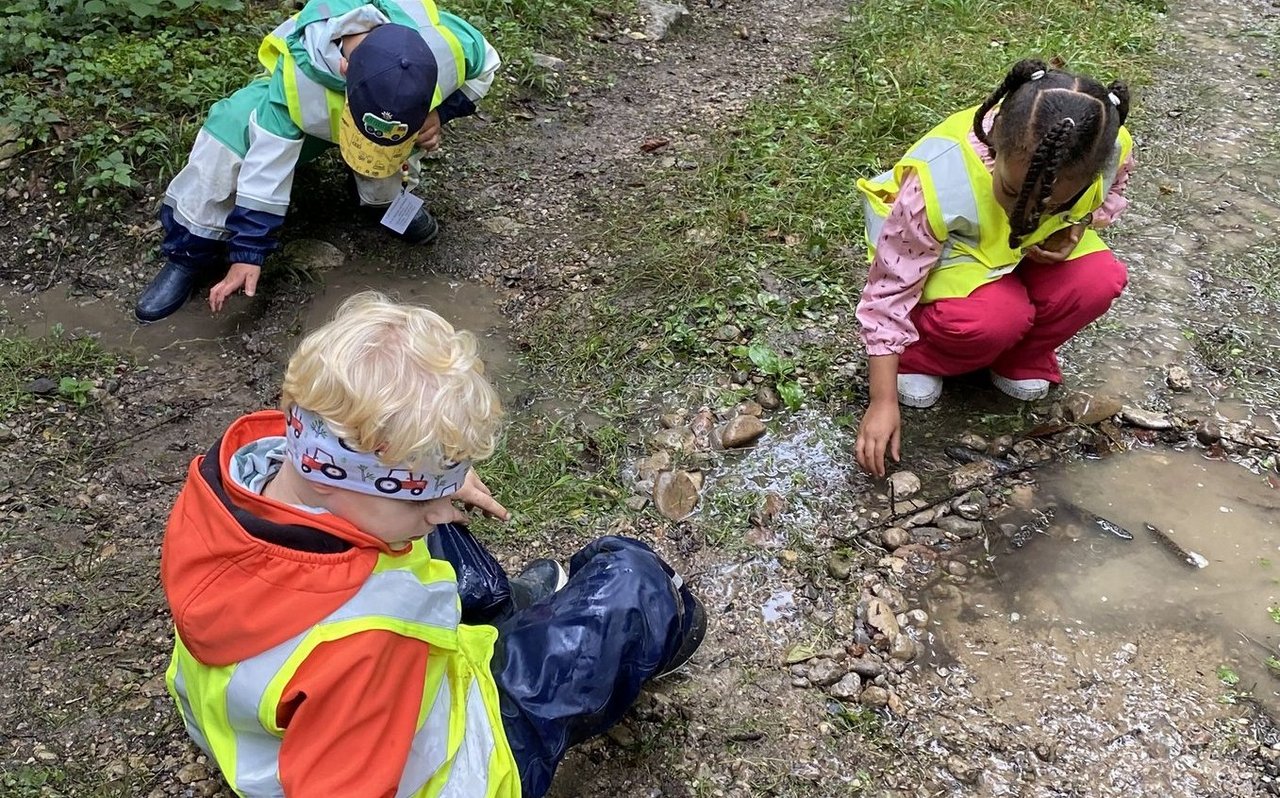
[380,191,424,234]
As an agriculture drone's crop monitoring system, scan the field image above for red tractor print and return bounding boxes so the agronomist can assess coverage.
[375,469,429,496]
[299,448,347,481]
[287,408,305,438]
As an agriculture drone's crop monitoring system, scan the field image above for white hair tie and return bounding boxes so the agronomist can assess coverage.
[1063,117,1077,127]
[1031,70,1046,80]
[1108,92,1121,107]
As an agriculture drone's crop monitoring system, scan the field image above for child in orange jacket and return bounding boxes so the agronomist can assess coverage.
[161,291,705,796]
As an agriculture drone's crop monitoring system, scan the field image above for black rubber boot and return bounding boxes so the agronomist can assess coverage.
[508,559,569,611]
[135,261,203,323]
[398,206,439,245]
[656,586,707,677]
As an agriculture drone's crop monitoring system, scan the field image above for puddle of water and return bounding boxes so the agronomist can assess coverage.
[304,259,527,402]
[913,448,1278,794]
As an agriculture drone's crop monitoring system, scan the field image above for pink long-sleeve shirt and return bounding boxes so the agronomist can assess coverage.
[856,123,1135,356]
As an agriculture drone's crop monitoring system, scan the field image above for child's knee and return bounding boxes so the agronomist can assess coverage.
[1055,253,1128,317]
[929,297,1035,352]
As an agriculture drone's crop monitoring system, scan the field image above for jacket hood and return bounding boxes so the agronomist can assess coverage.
[161,410,400,666]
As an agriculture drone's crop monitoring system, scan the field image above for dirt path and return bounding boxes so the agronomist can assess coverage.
[2,0,1279,795]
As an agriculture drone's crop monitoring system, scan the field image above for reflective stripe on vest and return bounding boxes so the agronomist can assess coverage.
[858,106,1132,303]
[258,0,466,141]
[166,540,516,798]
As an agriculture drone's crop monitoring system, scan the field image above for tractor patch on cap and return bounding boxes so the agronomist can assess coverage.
[362,112,409,142]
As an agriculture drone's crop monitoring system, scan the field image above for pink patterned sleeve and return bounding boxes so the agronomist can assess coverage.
[856,170,942,356]
[1092,152,1135,228]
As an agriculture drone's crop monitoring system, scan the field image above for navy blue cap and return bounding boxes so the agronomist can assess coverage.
[339,24,438,177]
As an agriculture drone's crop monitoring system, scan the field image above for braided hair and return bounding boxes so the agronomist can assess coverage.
[973,58,1131,248]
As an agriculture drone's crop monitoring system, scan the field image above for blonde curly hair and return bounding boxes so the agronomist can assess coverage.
[280,291,503,468]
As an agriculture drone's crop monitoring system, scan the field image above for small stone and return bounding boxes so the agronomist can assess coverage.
[862,598,900,641]
[945,560,969,577]
[0,423,13,443]
[828,673,862,701]
[888,634,916,661]
[636,450,672,481]
[480,216,522,237]
[987,435,1014,457]
[946,755,981,785]
[887,470,921,499]
[881,527,911,550]
[177,763,209,784]
[530,52,566,72]
[713,324,741,342]
[949,461,999,492]
[806,658,846,687]
[1166,365,1192,392]
[848,656,884,678]
[1063,391,1123,425]
[607,724,640,748]
[653,470,700,520]
[1121,406,1175,430]
[659,413,684,429]
[956,502,983,521]
[1008,484,1036,509]
[874,585,907,613]
[650,427,696,453]
[904,609,929,627]
[32,743,58,763]
[755,385,781,410]
[958,432,988,451]
[734,399,763,417]
[860,686,890,708]
[937,516,984,540]
[24,377,58,395]
[910,526,944,546]
[904,508,936,528]
[826,553,854,581]
[1034,742,1056,762]
[625,495,649,511]
[1195,421,1221,446]
[719,414,766,448]
[638,0,689,40]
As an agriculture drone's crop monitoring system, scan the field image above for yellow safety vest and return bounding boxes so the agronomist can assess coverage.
[165,540,519,798]
[257,0,467,142]
[858,106,1133,303]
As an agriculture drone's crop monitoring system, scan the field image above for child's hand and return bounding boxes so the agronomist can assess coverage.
[416,111,442,152]
[1026,223,1086,264]
[209,263,261,312]
[452,469,510,522]
[856,400,902,479]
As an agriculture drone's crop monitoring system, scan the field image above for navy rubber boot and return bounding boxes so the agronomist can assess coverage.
[135,261,203,323]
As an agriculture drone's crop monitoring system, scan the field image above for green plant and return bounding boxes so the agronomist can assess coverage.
[1217,665,1240,686]
[57,377,96,406]
[733,342,804,410]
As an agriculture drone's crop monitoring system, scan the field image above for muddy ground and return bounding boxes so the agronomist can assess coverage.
[2,0,1280,795]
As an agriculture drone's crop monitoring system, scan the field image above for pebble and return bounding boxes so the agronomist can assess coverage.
[888,634,916,661]
[806,658,845,687]
[904,508,936,528]
[713,324,741,341]
[659,413,685,429]
[987,435,1013,457]
[860,686,890,708]
[653,470,700,520]
[945,560,969,577]
[904,609,929,627]
[1121,406,1175,430]
[949,461,999,492]
[650,427,696,453]
[530,52,566,72]
[848,656,884,678]
[958,432,988,451]
[888,470,921,499]
[635,451,672,481]
[862,598,900,640]
[625,495,649,511]
[734,399,763,417]
[946,755,981,785]
[826,553,854,581]
[936,516,984,540]
[828,672,862,701]
[719,414,766,448]
[1166,365,1192,392]
[1196,421,1221,446]
[33,742,58,763]
[638,0,689,40]
[0,423,13,443]
[881,527,911,549]
[755,385,781,410]
[910,526,944,546]
[874,585,908,614]
[177,763,209,784]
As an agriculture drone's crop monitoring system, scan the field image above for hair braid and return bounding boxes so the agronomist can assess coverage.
[974,58,1050,152]
[1007,117,1078,248]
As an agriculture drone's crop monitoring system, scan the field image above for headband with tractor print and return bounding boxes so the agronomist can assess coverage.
[284,405,470,501]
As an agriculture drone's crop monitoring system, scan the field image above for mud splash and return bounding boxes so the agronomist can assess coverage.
[910,448,1279,795]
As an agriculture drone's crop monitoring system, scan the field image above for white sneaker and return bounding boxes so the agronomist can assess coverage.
[897,374,943,408]
[991,372,1050,401]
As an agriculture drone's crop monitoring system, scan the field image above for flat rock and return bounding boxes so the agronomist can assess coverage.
[1063,391,1123,425]
[24,377,58,395]
[653,470,699,520]
[638,0,689,40]
[530,52,565,72]
[719,414,765,448]
[284,238,345,271]
[949,461,999,492]
[828,672,862,701]
[1121,406,1175,430]
[937,516,984,539]
[888,470,921,499]
[909,526,944,546]
[650,427,696,453]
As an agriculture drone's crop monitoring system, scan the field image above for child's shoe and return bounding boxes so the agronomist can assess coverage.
[656,586,707,678]
[508,558,568,610]
[991,372,1050,401]
[135,261,204,323]
[398,207,439,245]
[897,373,943,408]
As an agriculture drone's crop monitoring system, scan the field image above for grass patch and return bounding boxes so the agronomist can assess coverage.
[1,0,629,201]
[532,0,1163,408]
[0,329,116,413]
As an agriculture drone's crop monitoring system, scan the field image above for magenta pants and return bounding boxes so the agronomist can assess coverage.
[898,250,1129,383]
